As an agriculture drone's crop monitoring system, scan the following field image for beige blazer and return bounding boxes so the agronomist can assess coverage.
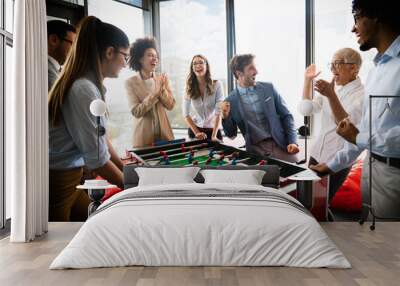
[125,74,175,148]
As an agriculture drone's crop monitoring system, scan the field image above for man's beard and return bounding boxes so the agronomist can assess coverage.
[359,34,375,52]
[359,41,373,51]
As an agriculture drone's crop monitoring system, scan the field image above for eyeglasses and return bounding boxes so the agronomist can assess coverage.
[193,61,206,66]
[327,61,356,70]
[117,51,130,64]
[62,38,73,45]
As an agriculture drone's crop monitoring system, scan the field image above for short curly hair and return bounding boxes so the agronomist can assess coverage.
[229,54,255,80]
[128,37,158,71]
[352,0,400,33]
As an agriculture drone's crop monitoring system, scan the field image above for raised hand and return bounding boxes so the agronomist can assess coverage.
[304,64,321,82]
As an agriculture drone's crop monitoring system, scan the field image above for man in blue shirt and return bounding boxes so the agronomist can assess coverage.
[221,54,299,162]
[311,0,400,218]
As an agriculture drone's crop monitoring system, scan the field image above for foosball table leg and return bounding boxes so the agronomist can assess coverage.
[296,181,313,209]
[295,178,329,221]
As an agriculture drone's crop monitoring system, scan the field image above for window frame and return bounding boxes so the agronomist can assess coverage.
[156,0,230,129]
[154,0,314,134]
[113,0,150,11]
[0,0,344,230]
[1,0,14,231]
[86,0,149,155]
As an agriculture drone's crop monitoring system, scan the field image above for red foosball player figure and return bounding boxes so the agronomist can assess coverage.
[205,157,212,165]
[258,160,266,166]
[181,144,186,153]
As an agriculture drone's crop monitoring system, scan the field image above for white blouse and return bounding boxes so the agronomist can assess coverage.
[182,81,225,129]
[305,77,364,163]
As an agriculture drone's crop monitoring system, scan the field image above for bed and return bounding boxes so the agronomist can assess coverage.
[50,166,350,269]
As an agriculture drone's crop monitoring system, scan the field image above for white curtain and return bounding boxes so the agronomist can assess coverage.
[9,0,48,242]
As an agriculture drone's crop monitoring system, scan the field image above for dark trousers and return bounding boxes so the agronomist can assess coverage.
[188,127,223,140]
[49,167,90,222]
[309,157,351,202]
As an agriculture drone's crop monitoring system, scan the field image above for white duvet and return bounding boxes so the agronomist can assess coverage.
[50,183,350,269]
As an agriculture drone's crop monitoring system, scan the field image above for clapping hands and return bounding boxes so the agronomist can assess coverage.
[154,73,169,97]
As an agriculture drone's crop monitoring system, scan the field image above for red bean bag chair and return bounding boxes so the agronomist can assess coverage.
[330,159,363,212]
[94,176,123,203]
[101,185,123,203]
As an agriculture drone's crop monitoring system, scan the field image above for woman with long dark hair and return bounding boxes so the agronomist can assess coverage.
[183,55,224,141]
[48,16,129,221]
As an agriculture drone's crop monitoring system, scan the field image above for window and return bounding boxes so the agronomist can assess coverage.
[159,0,228,129]
[1,0,14,229]
[313,0,376,136]
[114,0,144,9]
[5,0,14,33]
[0,38,3,228]
[88,0,145,155]
[4,44,11,220]
[315,0,375,85]
[234,0,306,127]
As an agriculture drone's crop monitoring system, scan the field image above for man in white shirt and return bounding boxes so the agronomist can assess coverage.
[47,20,76,90]
[311,0,400,218]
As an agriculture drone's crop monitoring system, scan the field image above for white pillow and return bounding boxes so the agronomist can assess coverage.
[200,169,266,185]
[136,167,200,186]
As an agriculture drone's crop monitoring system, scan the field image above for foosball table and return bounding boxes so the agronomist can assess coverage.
[122,139,329,221]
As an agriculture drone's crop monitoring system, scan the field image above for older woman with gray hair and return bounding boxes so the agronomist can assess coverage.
[299,47,364,202]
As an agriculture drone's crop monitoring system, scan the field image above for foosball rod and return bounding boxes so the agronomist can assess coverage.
[146,146,217,162]
[160,149,239,164]
[183,156,252,167]
[231,157,253,164]
[138,143,209,160]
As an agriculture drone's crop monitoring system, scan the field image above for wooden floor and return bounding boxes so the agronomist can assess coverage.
[1,222,399,286]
